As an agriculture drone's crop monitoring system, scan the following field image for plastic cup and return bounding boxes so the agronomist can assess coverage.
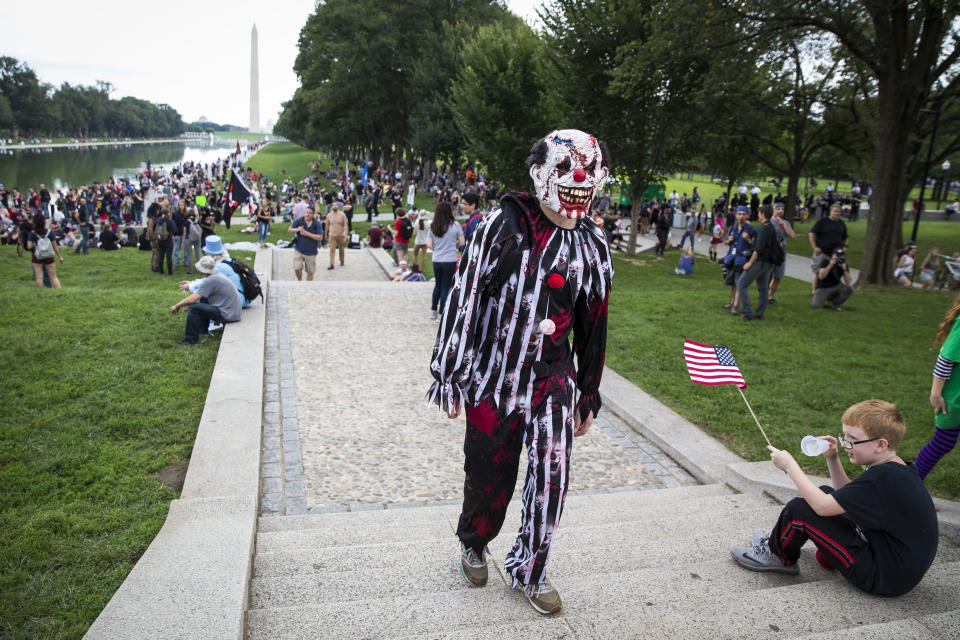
[801,435,830,457]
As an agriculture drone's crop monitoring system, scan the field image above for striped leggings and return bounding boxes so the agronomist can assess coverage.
[915,426,960,479]
[456,384,574,588]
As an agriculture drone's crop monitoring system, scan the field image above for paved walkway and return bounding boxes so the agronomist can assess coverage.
[258,246,695,516]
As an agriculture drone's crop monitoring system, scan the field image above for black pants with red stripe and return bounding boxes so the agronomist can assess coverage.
[769,485,866,576]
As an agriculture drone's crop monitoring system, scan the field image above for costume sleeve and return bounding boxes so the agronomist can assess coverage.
[934,355,955,380]
[427,211,505,413]
[573,229,613,421]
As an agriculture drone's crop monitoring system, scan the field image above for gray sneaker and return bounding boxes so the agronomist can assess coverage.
[521,579,562,615]
[731,531,799,575]
[459,542,488,587]
[430,309,438,319]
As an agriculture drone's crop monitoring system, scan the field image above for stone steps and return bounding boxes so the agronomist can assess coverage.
[246,483,960,639]
[246,562,960,640]
[254,482,735,533]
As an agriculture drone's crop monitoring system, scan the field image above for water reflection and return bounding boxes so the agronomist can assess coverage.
[0,140,253,192]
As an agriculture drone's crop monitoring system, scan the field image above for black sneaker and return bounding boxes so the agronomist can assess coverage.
[177,339,197,346]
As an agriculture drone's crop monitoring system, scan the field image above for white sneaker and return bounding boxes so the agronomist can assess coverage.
[731,531,798,574]
[208,321,224,334]
[430,310,437,319]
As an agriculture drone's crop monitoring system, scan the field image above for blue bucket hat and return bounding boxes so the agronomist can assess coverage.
[203,235,224,255]
[736,205,748,213]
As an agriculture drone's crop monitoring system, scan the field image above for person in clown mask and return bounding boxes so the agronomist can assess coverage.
[428,129,612,615]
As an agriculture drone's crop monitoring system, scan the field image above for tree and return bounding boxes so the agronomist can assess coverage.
[735,0,960,285]
[542,0,718,252]
[449,21,561,190]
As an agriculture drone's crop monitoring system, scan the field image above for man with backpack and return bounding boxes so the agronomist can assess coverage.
[153,207,176,275]
[182,211,203,275]
[461,193,483,242]
[170,255,242,345]
[768,202,796,304]
[736,204,781,320]
[393,209,414,266]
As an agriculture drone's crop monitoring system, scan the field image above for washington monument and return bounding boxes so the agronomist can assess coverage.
[250,24,260,133]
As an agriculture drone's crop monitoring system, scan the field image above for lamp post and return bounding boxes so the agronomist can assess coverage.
[938,160,951,210]
[912,107,941,243]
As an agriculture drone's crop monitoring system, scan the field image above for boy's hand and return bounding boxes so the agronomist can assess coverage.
[820,435,840,460]
[767,445,798,472]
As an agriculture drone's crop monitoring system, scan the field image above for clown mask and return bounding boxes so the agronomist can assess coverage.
[529,129,609,219]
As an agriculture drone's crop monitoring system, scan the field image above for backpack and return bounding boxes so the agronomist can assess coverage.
[770,221,786,265]
[34,232,55,260]
[464,212,485,242]
[187,219,201,242]
[155,218,170,241]
[399,218,414,241]
[223,258,264,303]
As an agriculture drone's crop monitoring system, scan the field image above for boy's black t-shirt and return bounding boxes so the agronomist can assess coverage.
[832,462,938,596]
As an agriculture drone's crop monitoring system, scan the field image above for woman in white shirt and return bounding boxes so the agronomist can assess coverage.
[411,210,430,273]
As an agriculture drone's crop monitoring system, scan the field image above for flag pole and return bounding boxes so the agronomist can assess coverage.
[736,386,772,447]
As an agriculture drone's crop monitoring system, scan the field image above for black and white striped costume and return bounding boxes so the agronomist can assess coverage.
[429,191,612,587]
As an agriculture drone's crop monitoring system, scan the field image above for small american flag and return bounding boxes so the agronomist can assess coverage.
[683,340,747,389]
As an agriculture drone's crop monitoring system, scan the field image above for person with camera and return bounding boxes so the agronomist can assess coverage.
[809,203,848,292]
[812,248,853,310]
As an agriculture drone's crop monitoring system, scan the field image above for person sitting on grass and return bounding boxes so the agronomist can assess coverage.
[731,399,938,597]
[98,224,120,250]
[674,247,694,275]
[170,255,242,346]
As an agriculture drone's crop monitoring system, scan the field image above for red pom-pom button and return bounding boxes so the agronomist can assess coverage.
[547,273,565,289]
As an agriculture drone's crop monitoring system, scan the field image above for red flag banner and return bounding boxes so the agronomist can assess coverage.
[683,340,747,389]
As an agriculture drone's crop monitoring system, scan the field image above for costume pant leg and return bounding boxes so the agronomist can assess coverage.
[503,378,575,587]
[456,399,525,555]
[768,486,864,577]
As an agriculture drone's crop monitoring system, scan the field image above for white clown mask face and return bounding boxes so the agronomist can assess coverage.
[530,129,609,219]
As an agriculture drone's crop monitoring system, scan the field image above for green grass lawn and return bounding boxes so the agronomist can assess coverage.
[244,143,318,183]
[0,243,252,639]
[606,249,960,498]
[213,131,273,141]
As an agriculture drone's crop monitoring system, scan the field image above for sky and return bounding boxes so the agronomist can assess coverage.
[4,0,544,131]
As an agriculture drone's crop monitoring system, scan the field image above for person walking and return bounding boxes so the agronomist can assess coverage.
[325,203,348,269]
[256,203,273,248]
[290,207,322,281]
[426,202,463,320]
[430,129,612,615]
[411,210,430,273]
[26,213,63,288]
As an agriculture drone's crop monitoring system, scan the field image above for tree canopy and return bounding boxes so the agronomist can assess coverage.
[277,0,960,285]
[0,56,184,139]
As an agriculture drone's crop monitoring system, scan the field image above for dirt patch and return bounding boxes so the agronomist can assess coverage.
[156,462,188,493]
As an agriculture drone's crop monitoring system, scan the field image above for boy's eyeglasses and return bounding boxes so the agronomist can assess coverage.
[838,433,882,449]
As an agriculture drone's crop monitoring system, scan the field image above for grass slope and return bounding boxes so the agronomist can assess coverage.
[0,244,252,639]
[606,250,959,498]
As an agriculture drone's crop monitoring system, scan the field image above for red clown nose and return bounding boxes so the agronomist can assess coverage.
[573,168,587,182]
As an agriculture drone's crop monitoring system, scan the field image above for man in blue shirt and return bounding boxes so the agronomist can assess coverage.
[722,206,756,314]
[290,207,323,281]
